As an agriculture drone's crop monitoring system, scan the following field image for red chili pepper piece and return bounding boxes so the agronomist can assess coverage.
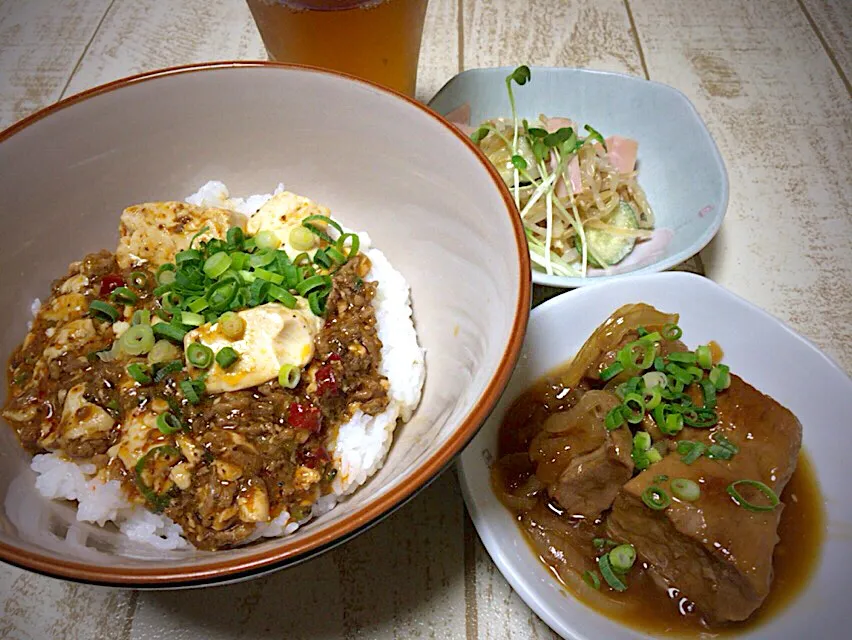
[287,401,322,433]
[99,274,125,296]
[302,446,330,469]
[327,352,341,362]
[315,364,339,396]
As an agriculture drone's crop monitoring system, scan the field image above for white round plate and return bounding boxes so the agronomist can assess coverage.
[458,271,852,639]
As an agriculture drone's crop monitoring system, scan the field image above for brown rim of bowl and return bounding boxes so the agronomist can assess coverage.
[0,60,531,586]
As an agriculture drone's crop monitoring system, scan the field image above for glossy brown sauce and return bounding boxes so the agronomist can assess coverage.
[496,364,825,637]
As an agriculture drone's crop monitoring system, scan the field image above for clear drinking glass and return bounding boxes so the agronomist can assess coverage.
[246,0,429,97]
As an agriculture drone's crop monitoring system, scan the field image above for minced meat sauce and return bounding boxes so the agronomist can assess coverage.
[2,251,388,550]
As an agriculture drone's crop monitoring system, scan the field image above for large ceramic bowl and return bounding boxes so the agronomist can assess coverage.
[0,62,530,586]
[459,272,852,639]
[429,67,728,288]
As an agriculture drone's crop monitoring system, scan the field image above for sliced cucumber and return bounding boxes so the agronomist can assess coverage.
[576,202,639,267]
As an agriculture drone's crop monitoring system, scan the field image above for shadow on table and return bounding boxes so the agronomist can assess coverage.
[132,469,467,639]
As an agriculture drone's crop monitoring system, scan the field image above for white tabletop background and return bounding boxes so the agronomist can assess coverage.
[0,0,850,638]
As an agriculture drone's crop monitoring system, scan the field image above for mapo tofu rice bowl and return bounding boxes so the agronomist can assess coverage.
[1,181,425,552]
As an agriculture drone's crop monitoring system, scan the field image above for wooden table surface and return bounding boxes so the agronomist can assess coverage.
[0,0,849,638]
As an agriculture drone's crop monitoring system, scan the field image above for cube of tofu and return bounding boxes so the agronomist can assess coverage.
[183,302,323,393]
[108,397,170,470]
[247,192,331,260]
[59,383,115,444]
[116,201,246,269]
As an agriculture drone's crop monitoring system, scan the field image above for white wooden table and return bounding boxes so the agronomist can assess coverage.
[0,0,849,637]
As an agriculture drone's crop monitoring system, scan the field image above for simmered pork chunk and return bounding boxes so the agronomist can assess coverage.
[116,201,246,269]
[530,390,634,519]
[607,375,802,622]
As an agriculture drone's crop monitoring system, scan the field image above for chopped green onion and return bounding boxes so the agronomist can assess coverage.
[644,386,662,411]
[667,351,696,364]
[207,278,238,311]
[646,448,662,464]
[682,408,718,428]
[598,553,627,592]
[642,371,667,390]
[254,230,281,251]
[215,347,239,369]
[633,431,652,451]
[671,478,701,502]
[180,311,204,327]
[665,362,694,386]
[699,379,717,410]
[296,274,330,296]
[638,331,662,345]
[134,445,180,512]
[126,363,152,385]
[604,405,626,431]
[336,233,360,259]
[325,246,347,265]
[179,378,202,404]
[641,485,671,510]
[727,479,780,512]
[119,323,155,355]
[268,284,297,308]
[148,340,181,365]
[608,544,636,572]
[152,359,183,382]
[662,323,682,340]
[203,252,232,279]
[129,271,150,289]
[188,297,209,313]
[708,434,739,461]
[249,250,276,269]
[288,226,316,251]
[592,537,618,550]
[175,249,202,264]
[218,311,246,340]
[696,345,713,369]
[152,322,187,343]
[89,300,120,322]
[582,570,601,590]
[600,361,624,381]
[664,412,684,435]
[160,291,184,312]
[678,441,707,465]
[111,286,138,304]
[709,364,731,390]
[157,264,176,285]
[278,364,301,389]
[186,343,213,369]
[254,268,284,285]
[226,226,244,248]
[622,393,645,424]
[131,309,151,326]
[653,474,669,484]
[156,412,182,435]
[632,448,650,471]
[653,356,666,372]
[302,214,343,244]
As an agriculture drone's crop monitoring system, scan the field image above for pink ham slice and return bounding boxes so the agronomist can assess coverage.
[444,103,476,136]
[552,151,584,197]
[605,135,639,174]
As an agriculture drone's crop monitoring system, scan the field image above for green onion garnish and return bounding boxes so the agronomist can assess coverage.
[89,300,120,322]
[131,309,151,326]
[180,311,204,327]
[727,479,780,512]
[641,485,671,510]
[671,478,701,502]
[215,347,239,369]
[186,343,213,369]
[661,323,682,340]
[604,405,626,431]
[268,284,297,308]
[608,544,636,573]
[126,363,151,385]
[633,431,652,451]
[597,553,627,592]
[110,286,138,304]
[203,252,232,279]
[709,364,731,390]
[134,445,180,512]
[667,351,696,364]
[582,570,601,590]
[226,226,244,248]
[288,226,315,251]
[179,378,202,404]
[218,311,245,340]
[128,271,150,289]
[188,297,209,313]
[119,323,155,356]
[678,440,706,465]
[152,322,187,344]
[622,393,645,424]
[152,359,183,382]
[156,412,182,435]
[600,361,624,382]
[278,364,301,389]
[254,230,281,251]
[696,344,713,369]
[707,434,739,461]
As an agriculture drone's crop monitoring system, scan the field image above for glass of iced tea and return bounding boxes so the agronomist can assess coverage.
[246,0,429,97]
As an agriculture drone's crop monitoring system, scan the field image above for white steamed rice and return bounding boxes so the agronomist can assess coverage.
[30,181,425,550]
